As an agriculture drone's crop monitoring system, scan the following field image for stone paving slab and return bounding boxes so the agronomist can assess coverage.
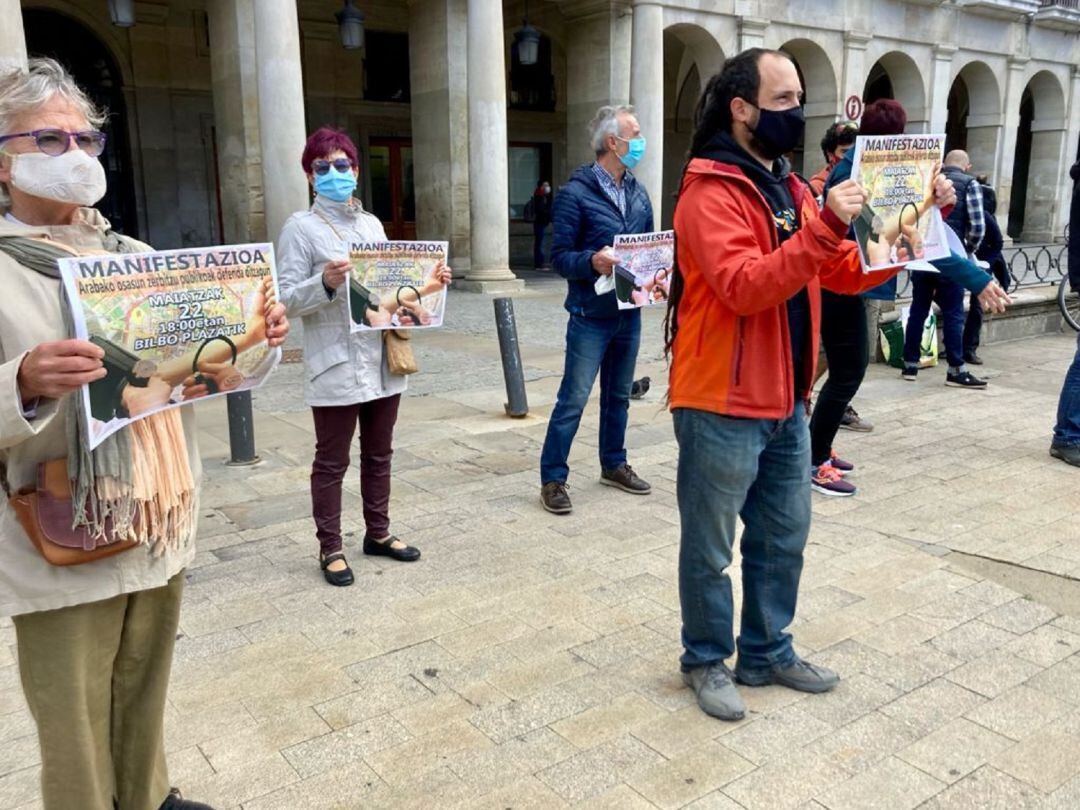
[1,274,1080,808]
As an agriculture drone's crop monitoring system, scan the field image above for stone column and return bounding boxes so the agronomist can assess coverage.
[409,0,471,275]
[840,31,872,119]
[0,1,26,74]
[462,0,522,291]
[563,3,633,171]
[738,17,769,52]
[928,45,956,135]
[1056,65,1080,237]
[629,1,663,221]
[997,56,1029,241]
[208,0,264,243]
[252,0,310,243]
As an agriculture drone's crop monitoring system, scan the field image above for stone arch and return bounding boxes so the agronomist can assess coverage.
[661,23,724,227]
[21,6,139,235]
[780,38,840,176]
[1009,70,1067,241]
[945,60,1001,184]
[864,51,928,132]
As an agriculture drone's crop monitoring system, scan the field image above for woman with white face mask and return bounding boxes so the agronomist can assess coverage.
[0,59,288,810]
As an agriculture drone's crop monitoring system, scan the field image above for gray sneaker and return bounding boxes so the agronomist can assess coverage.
[735,657,840,694]
[682,664,746,721]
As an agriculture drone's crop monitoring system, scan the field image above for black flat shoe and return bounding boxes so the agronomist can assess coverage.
[363,535,421,562]
[320,551,355,586]
[160,788,216,810]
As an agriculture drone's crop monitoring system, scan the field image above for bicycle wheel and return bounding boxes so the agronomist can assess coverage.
[1060,280,1080,332]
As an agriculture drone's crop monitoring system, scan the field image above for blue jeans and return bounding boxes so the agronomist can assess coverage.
[540,312,640,483]
[1053,329,1080,448]
[674,408,811,673]
[903,272,966,369]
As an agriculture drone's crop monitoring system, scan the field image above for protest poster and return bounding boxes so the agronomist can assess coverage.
[848,134,951,272]
[611,230,674,310]
[58,243,282,449]
[345,240,449,332]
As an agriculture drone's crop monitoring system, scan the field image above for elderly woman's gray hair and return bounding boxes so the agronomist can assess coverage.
[589,104,635,156]
[0,57,105,206]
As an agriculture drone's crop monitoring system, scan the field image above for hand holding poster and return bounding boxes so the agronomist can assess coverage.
[611,230,674,310]
[848,134,951,272]
[346,241,450,332]
[58,243,282,449]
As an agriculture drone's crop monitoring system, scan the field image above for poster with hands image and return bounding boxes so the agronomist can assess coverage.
[345,240,450,332]
[58,243,282,449]
[611,231,674,310]
[849,134,951,272]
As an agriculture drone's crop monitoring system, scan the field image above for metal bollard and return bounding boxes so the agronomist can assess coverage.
[225,390,261,465]
[494,297,529,418]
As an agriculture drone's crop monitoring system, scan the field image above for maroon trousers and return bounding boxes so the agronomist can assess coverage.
[311,395,401,556]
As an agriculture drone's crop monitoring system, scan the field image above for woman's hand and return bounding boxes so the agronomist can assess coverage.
[895,221,925,262]
[434,261,453,286]
[17,339,106,402]
[245,277,290,348]
[322,259,351,290]
[865,233,894,267]
[180,361,243,400]
[120,375,173,417]
[977,280,1011,314]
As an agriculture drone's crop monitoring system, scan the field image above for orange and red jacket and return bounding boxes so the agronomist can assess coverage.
[668,157,899,420]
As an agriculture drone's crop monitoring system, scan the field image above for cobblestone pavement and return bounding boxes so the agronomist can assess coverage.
[2,279,1080,808]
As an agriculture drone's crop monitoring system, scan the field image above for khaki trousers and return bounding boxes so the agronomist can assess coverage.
[13,573,184,810]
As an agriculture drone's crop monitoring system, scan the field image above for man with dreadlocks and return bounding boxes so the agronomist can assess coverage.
[662,48,959,721]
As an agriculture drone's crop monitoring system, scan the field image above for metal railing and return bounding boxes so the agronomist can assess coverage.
[1040,0,1080,9]
[894,230,1069,298]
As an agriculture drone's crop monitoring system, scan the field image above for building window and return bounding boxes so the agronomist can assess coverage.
[509,35,555,112]
[508,143,552,220]
[364,31,410,102]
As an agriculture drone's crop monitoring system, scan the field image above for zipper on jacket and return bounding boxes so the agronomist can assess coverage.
[733,317,745,387]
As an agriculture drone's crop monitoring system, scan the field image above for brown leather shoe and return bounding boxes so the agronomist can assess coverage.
[541,481,572,514]
[599,464,651,495]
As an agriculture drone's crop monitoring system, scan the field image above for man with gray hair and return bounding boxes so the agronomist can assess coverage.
[539,105,654,514]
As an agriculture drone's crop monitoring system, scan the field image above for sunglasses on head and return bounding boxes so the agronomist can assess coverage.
[0,128,107,157]
[311,158,355,175]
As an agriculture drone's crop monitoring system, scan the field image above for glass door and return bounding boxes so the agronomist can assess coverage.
[368,138,416,240]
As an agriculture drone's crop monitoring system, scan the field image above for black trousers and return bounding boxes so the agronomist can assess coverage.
[810,290,868,466]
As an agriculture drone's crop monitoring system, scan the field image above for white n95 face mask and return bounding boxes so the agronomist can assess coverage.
[9,149,107,206]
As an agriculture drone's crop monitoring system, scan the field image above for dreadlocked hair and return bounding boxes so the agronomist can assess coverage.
[663,48,789,361]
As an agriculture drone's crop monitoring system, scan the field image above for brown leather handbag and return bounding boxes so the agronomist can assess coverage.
[8,459,139,566]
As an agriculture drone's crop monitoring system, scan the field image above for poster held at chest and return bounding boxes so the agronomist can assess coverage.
[58,243,282,450]
[848,134,951,272]
[346,240,449,332]
[611,230,674,310]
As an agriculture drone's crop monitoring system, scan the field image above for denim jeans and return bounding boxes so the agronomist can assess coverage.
[903,272,966,369]
[540,311,641,484]
[1053,329,1080,448]
[533,222,548,268]
[674,407,811,673]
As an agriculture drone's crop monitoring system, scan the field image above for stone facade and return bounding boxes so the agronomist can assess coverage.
[1,0,1077,271]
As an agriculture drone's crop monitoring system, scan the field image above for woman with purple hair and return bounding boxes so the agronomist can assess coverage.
[277,127,450,586]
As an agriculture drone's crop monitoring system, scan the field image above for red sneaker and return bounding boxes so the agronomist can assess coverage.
[811,462,857,497]
[829,450,855,476]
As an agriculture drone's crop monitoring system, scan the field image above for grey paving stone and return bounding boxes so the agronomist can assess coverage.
[920,765,1045,810]
[816,756,946,810]
[535,734,665,804]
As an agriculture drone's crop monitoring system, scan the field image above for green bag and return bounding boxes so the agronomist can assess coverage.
[879,319,905,369]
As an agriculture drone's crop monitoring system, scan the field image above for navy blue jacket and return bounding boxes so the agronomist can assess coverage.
[550,164,654,319]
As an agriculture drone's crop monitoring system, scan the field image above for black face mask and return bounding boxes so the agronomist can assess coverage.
[747,103,806,161]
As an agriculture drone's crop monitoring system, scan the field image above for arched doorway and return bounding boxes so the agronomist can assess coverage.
[863,52,927,132]
[21,9,138,237]
[662,24,722,227]
[944,61,1001,183]
[780,39,840,178]
[1007,71,1066,242]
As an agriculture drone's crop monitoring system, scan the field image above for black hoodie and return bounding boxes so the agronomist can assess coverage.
[695,132,811,401]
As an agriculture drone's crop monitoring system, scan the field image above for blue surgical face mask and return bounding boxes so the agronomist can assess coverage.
[615,135,646,170]
[314,167,357,203]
